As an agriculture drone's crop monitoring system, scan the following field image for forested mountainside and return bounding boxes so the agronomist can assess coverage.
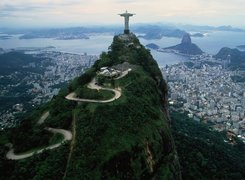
[0,34,181,179]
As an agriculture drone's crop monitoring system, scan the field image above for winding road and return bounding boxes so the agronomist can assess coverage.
[6,69,130,160]
[6,112,72,160]
[65,78,122,103]
[6,127,72,160]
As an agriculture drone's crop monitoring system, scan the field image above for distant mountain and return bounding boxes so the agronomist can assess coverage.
[3,25,187,40]
[0,35,12,40]
[1,24,244,41]
[0,48,4,54]
[179,24,245,32]
[191,33,204,37]
[237,45,245,50]
[145,43,160,50]
[136,25,186,39]
[214,47,245,69]
[165,33,203,55]
[19,28,90,40]
[216,25,245,32]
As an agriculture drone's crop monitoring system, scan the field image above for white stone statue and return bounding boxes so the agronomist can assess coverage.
[119,10,135,34]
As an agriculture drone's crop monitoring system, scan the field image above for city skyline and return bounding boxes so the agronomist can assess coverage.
[0,0,245,28]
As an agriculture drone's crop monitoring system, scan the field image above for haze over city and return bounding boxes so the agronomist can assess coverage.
[1,0,245,28]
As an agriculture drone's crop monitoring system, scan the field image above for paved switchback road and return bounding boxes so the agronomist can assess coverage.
[65,78,121,103]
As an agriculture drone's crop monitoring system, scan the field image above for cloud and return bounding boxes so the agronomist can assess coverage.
[0,0,244,27]
[1,4,44,12]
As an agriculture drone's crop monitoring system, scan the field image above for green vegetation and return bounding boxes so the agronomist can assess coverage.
[171,110,245,179]
[0,143,70,180]
[0,52,53,117]
[184,62,194,68]
[1,34,244,179]
[0,87,74,179]
[68,67,96,92]
[75,87,115,100]
[64,35,180,179]
[96,74,115,86]
[0,132,9,146]
[2,32,244,180]
[66,68,179,179]
[0,34,180,179]
[49,132,64,145]
[1,87,73,153]
[0,52,45,75]
[9,105,52,153]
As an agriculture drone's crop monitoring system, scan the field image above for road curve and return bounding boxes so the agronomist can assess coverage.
[6,127,72,160]
[6,70,130,160]
[65,78,121,103]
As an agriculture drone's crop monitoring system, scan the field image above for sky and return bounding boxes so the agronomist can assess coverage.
[0,0,245,28]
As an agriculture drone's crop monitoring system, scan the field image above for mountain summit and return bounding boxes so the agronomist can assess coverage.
[181,33,192,44]
[165,33,203,55]
[64,33,182,179]
[0,33,181,179]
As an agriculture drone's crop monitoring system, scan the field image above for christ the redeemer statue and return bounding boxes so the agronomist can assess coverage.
[119,11,135,34]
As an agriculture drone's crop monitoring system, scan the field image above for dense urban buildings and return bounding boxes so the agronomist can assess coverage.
[162,54,245,142]
[0,51,97,129]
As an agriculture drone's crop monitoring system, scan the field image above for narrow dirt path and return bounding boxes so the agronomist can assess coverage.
[63,112,77,180]
[37,111,50,124]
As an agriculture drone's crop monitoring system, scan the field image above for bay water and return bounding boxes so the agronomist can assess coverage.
[0,31,244,67]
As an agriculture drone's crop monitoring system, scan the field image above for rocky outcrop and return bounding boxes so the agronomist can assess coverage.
[165,33,203,55]
[181,33,192,44]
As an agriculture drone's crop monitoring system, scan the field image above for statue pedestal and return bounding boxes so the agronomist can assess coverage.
[124,30,130,34]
